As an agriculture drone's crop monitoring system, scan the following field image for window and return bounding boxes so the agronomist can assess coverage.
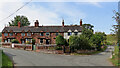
[40,39,43,43]
[27,33,31,36]
[40,33,44,36]
[68,32,72,36]
[4,33,8,36]
[74,32,78,35]
[8,39,11,43]
[5,39,7,43]
[9,33,13,36]
[21,33,25,36]
[46,32,50,36]
[26,38,32,43]
[56,33,59,36]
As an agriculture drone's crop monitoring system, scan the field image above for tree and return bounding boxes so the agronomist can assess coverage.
[8,15,30,26]
[82,24,94,39]
[56,35,65,46]
[90,32,107,51]
[69,35,91,51]
[112,10,120,45]
[82,24,94,32]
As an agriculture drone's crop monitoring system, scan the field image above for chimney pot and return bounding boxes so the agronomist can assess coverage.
[35,20,39,27]
[80,19,82,26]
[62,19,64,27]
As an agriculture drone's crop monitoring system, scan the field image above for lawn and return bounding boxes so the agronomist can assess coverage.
[110,45,119,66]
[0,50,13,68]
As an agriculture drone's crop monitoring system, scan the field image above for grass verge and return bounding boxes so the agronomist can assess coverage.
[110,45,119,66]
[1,50,13,68]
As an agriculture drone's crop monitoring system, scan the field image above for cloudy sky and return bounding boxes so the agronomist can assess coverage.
[0,0,119,34]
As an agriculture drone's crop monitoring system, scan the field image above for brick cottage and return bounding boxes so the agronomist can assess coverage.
[2,19,82,45]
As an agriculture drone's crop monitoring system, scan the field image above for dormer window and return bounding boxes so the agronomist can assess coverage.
[4,33,8,36]
[74,32,78,35]
[68,32,72,36]
[21,33,25,36]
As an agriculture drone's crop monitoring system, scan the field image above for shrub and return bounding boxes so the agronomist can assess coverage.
[11,39,19,43]
[55,46,62,50]
[56,35,65,46]
[69,35,91,51]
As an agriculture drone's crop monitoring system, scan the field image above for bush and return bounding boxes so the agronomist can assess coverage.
[69,35,91,51]
[55,46,62,50]
[11,39,19,43]
[56,35,65,46]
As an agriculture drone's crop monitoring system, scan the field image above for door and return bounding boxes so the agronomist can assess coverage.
[46,39,49,44]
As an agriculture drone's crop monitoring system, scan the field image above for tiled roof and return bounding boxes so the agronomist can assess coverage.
[2,25,82,33]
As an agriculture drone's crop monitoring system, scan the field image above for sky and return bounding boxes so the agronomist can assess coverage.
[0,0,119,34]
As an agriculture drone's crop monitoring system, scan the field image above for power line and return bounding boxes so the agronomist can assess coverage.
[0,0,32,22]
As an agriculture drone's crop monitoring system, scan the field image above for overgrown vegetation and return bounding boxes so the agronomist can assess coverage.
[110,45,119,66]
[56,24,107,54]
[106,34,117,45]
[1,50,13,68]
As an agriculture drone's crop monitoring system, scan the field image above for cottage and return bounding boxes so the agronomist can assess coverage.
[2,19,82,45]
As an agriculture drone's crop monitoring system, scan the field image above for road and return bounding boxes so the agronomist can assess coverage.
[0,46,114,66]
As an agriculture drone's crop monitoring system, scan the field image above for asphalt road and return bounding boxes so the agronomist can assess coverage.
[0,46,114,66]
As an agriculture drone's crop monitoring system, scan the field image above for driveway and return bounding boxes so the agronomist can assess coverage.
[0,46,114,66]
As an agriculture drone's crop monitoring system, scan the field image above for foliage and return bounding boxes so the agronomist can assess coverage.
[82,24,94,39]
[82,24,94,32]
[69,35,91,51]
[0,32,2,37]
[64,39,69,46]
[55,46,62,50]
[110,45,119,66]
[11,39,19,43]
[106,34,117,45]
[2,50,13,68]
[56,35,65,46]
[32,39,35,45]
[90,32,107,51]
[8,15,30,26]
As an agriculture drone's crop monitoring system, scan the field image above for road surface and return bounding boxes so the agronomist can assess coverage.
[0,46,114,66]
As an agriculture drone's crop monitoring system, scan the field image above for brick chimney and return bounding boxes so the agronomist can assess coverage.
[35,20,39,27]
[80,19,82,26]
[62,19,64,27]
[18,21,21,28]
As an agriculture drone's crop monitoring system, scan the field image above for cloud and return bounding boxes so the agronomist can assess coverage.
[0,1,86,32]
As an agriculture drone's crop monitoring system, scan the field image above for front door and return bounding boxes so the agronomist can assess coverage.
[46,39,49,44]
[21,39,25,44]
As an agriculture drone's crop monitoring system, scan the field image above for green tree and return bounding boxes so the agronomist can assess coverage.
[56,35,65,46]
[82,24,94,32]
[8,15,30,26]
[90,32,106,51]
[69,35,91,51]
[82,24,94,39]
